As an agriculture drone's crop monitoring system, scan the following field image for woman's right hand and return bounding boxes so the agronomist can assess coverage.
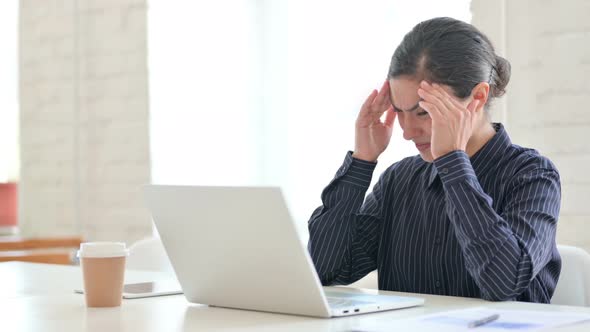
[352,80,396,162]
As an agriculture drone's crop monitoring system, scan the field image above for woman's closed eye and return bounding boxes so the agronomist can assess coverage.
[416,109,429,117]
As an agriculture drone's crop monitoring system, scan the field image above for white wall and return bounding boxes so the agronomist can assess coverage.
[19,0,151,244]
[0,2,19,183]
[472,0,590,252]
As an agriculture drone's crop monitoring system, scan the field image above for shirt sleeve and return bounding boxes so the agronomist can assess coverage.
[434,150,561,301]
[307,151,389,286]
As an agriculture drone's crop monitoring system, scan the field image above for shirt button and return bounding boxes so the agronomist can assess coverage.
[435,237,441,245]
[440,168,448,175]
[435,280,441,288]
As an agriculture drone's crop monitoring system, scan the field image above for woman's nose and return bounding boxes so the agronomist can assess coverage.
[401,116,422,141]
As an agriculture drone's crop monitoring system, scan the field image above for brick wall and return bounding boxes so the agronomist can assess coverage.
[472,0,590,252]
[19,0,151,244]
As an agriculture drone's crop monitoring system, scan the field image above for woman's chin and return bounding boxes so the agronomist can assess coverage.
[418,150,434,163]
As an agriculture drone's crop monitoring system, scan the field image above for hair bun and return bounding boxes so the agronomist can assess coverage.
[492,55,511,98]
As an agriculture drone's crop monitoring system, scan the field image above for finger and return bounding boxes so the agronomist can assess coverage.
[418,100,443,120]
[425,83,453,106]
[431,84,463,115]
[437,90,481,120]
[379,88,393,110]
[373,80,391,108]
[420,80,438,94]
[438,89,465,115]
[447,94,467,110]
[383,106,396,128]
[370,108,388,125]
[426,83,468,119]
[418,87,450,117]
[419,81,446,103]
[360,89,378,115]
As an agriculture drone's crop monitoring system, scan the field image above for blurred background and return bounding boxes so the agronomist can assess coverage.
[0,0,588,256]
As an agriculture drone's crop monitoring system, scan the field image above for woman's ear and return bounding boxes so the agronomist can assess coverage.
[470,82,490,112]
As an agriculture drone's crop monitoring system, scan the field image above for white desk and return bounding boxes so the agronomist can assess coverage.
[2,262,590,331]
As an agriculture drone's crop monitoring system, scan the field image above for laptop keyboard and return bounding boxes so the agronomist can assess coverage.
[326,297,372,308]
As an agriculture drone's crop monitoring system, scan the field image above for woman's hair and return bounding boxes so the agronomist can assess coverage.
[388,17,511,103]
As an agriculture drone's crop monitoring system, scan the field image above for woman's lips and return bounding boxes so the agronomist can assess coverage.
[415,143,431,151]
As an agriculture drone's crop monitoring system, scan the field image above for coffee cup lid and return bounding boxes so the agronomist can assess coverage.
[77,242,129,258]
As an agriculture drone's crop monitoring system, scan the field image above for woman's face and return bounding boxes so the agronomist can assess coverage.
[389,77,471,162]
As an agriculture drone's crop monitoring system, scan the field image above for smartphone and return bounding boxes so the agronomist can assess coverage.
[74,279,183,299]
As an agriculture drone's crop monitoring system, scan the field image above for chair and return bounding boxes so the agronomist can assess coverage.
[552,245,590,306]
[126,237,175,274]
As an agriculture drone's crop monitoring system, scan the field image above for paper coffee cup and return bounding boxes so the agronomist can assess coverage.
[78,242,129,307]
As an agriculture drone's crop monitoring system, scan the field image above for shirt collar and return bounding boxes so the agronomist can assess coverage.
[426,123,511,188]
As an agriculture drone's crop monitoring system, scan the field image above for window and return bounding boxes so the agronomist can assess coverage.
[148,0,471,238]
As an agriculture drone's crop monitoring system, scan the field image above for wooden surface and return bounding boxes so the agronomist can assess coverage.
[0,236,82,251]
[0,235,82,264]
[0,249,73,265]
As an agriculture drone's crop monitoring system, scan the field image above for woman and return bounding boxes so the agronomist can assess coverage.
[307,17,561,303]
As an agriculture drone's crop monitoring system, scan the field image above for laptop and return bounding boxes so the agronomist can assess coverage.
[143,185,424,318]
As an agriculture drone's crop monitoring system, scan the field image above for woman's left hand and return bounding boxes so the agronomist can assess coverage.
[417,80,480,160]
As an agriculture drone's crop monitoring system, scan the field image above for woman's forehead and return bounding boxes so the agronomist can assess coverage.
[389,77,421,111]
[389,76,457,110]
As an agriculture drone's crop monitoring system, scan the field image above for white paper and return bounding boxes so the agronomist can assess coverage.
[350,307,590,331]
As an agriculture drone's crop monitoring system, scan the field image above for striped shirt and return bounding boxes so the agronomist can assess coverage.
[308,123,561,303]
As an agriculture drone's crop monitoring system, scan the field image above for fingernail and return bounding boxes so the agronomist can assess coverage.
[421,81,428,87]
[417,88,424,96]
